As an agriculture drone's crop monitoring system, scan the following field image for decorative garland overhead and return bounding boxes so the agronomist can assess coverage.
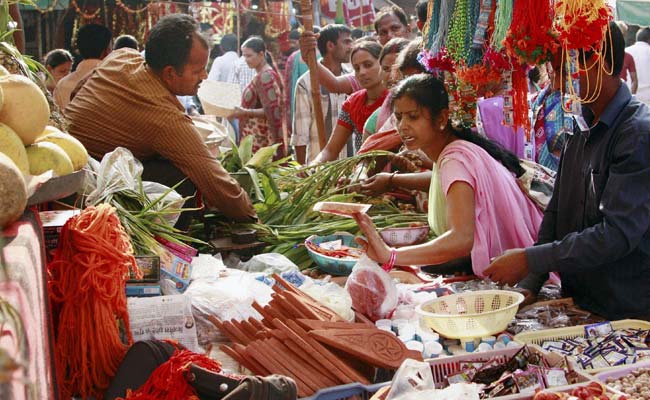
[70,0,101,20]
[418,0,613,131]
[114,0,150,15]
[30,0,61,14]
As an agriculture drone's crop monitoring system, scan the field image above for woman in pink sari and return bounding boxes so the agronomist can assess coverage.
[231,36,285,157]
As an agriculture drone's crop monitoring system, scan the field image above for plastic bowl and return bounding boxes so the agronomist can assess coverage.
[416,290,524,339]
[305,234,361,276]
[380,225,429,247]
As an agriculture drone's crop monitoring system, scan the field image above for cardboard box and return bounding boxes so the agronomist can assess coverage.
[155,239,195,293]
[126,283,161,297]
[129,256,161,283]
[39,209,80,260]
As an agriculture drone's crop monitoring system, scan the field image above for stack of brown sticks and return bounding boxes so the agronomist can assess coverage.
[210,274,421,397]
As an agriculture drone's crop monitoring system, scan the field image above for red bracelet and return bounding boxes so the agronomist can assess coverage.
[382,249,397,272]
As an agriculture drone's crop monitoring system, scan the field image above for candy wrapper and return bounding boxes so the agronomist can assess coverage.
[514,367,545,394]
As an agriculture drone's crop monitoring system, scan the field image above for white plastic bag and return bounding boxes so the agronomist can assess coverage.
[239,253,298,274]
[185,270,274,345]
[300,279,355,322]
[386,359,481,400]
[345,255,398,321]
[85,147,142,204]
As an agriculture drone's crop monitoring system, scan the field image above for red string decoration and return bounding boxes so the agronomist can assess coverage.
[48,204,140,399]
[503,0,558,65]
[120,349,224,400]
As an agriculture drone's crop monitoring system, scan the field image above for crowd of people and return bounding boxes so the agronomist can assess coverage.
[37,5,650,322]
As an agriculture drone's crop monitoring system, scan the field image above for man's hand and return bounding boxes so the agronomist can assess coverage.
[299,30,319,57]
[359,173,392,197]
[484,248,529,286]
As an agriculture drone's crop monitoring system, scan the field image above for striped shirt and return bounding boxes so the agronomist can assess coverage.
[66,48,256,222]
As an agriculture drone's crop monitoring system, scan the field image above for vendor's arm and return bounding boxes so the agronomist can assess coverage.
[356,181,475,266]
[360,171,431,196]
[153,116,257,222]
[299,30,354,95]
[311,124,352,164]
[491,124,650,285]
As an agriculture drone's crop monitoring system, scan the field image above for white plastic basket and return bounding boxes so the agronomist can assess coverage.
[416,290,524,339]
[425,346,594,399]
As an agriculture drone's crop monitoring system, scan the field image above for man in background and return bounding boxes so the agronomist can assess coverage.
[292,25,353,164]
[374,5,411,45]
[626,27,650,103]
[616,21,638,95]
[113,34,139,51]
[208,34,239,82]
[55,24,112,111]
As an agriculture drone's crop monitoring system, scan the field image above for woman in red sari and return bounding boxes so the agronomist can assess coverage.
[231,36,285,156]
[312,40,388,164]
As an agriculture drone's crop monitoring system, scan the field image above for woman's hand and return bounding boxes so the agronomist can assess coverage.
[353,213,392,264]
[359,173,393,196]
[229,106,248,119]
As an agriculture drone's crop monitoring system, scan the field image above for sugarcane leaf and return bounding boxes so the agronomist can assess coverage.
[239,136,254,167]
[243,167,264,202]
[245,143,279,169]
[258,170,279,205]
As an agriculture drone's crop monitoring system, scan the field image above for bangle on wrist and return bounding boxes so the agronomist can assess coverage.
[382,248,397,272]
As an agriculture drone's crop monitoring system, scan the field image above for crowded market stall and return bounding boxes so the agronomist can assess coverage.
[0,0,649,399]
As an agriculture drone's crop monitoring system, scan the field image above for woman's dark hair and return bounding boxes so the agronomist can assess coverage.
[396,37,427,74]
[350,39,383,62]
[146,14,208,73]
[392,74,525,177]
[242,36,282,86]
[44,49,73,68]
[379,37,409,64]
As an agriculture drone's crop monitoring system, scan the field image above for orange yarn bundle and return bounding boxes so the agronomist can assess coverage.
[121,349,223,400]
[48,204,141,399]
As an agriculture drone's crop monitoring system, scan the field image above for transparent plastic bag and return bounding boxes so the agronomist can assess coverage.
[85,147,142,204]
[300,279,355,322]
[142,181,184,225]
[185,271,273,324]
[345,255,398,321]
[83,147,184,224]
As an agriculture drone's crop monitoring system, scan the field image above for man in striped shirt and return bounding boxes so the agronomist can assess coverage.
[66,14,256,226]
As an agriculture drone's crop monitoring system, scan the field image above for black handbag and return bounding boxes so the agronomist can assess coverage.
[104,340,297,400]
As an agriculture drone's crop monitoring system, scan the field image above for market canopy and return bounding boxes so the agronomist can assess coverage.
[617,0,650,26]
